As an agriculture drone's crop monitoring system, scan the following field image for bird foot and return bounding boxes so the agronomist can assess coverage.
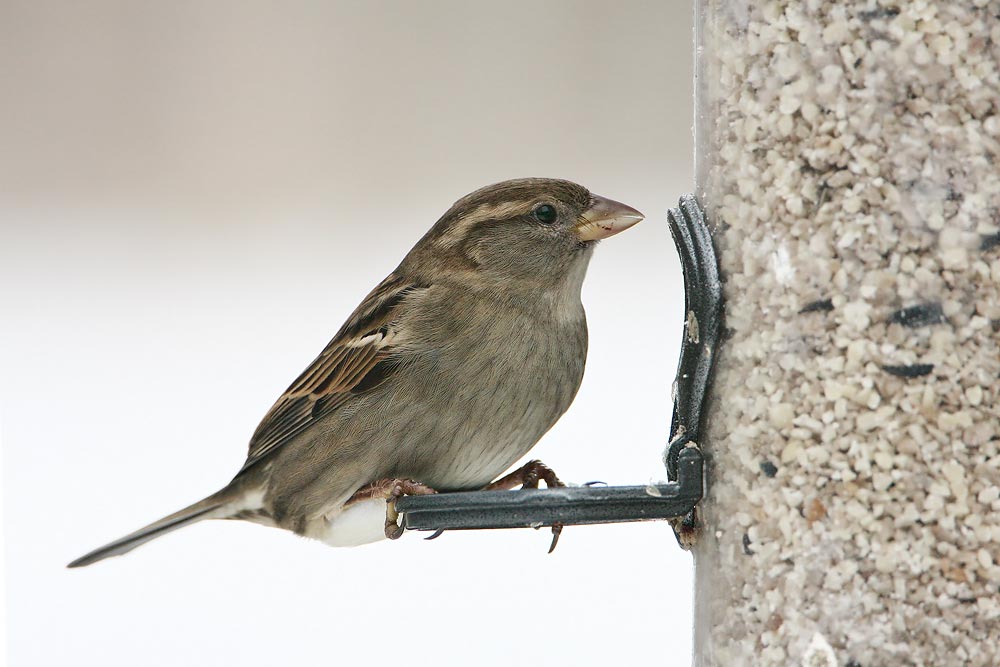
[348,478,438,540]
[487,460,565,553]
[486,459,565,490]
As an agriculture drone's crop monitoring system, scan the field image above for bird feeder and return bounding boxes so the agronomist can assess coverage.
[691,1,1000,665]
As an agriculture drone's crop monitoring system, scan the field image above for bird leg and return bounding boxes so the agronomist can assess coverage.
[348,478,438,540]
[486,460,566,552]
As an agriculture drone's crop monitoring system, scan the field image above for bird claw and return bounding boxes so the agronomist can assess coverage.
[385,519,404,540]
[547,524,563,553]
[486,462,567,553]
[348,478,438,541]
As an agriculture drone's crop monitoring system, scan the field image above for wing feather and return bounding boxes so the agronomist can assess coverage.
[237,275,428,474]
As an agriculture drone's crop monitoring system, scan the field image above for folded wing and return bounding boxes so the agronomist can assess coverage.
[237,274,428,474]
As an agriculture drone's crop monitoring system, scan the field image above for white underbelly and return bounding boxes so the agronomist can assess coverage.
[316,498,389,547]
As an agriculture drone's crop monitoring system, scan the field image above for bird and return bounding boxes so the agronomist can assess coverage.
[68,177,643,567]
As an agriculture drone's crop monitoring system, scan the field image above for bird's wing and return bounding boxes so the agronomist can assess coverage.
[237,274,428,474]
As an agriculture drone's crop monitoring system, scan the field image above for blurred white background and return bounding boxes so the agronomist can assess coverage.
[1,1,693,665]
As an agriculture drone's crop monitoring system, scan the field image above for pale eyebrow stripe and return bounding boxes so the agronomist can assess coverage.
[436,200,534,248]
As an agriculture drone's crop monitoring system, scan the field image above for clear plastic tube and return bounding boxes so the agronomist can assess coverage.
[693,2,1000,665]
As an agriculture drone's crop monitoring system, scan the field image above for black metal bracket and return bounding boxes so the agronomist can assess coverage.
[665,195,722,480]
[396,195,720,538]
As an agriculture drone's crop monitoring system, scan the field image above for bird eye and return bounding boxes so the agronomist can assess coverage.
[533,204,557,224]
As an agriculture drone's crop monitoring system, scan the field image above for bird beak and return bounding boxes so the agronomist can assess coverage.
[574,195,645,241]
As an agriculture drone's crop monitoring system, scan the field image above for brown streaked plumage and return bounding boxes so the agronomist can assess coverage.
[241,276,427,472]
[68,178,643,567]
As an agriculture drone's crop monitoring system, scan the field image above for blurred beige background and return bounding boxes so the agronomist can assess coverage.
[1,1,693,665]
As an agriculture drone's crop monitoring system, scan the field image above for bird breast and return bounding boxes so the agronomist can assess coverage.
[380,288,588,491]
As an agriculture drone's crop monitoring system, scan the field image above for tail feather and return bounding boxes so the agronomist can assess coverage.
[68,491,232,568]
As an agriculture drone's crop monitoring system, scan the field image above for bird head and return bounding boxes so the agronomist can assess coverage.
[409,178,643,287]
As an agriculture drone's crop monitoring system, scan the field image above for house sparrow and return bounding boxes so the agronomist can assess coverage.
[69,178,643,567]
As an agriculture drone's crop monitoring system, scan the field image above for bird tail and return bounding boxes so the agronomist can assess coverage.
[67,487,240,568]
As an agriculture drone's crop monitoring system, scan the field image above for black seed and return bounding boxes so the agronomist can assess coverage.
[760,460,778,477]
[887,302,944,328]
[799,298,834,314]
[982,232,1000,251]
[742,533,755,556]
[882,363,934,378]
[859,7,899,20]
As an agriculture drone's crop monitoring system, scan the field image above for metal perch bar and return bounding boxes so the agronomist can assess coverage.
[397,447,703,532]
